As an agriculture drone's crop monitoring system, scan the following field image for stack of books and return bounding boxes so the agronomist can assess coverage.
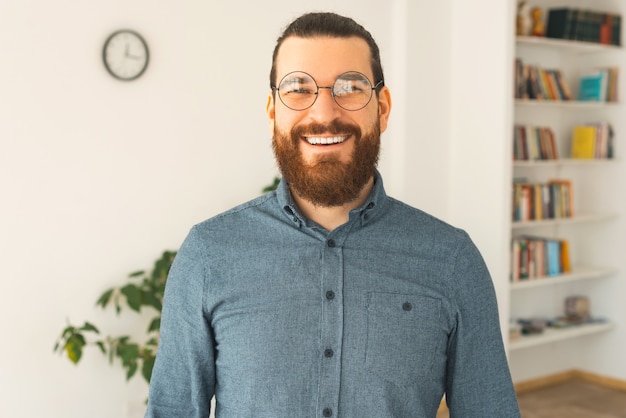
[513,125,558,161]
[513,179,573,222]
[570,122,614,159]
[515,59,572,100]
[578,68,619,102]
[546,8,621,45]
[511,237,571,281]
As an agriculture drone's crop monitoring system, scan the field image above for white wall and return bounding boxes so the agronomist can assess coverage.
[1,1,622,417]
[0,1,402,417]
[448,0,515,346]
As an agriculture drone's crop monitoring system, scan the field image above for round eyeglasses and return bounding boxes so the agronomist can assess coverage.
[272,71,384,111]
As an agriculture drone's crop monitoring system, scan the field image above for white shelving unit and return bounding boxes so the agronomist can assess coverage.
[510,322,614,351]
[511,266,618,291]
[510,20,621,360]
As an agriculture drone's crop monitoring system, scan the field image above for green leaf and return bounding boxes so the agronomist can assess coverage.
[142,355,155,383]
[142,290,162,311]
[147,317,161,333]
[126,360,138,380]
[128,270,145,278]
[80,322,99,333]
[64,334,86,364]
[262,177,281,193]
[121,284,142,312]
[96,288,114,308]
[118,342,140,364]
[61,325,76,339]
[96,341,106,355]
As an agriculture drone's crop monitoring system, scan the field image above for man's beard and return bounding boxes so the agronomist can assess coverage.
[272,119,380,207]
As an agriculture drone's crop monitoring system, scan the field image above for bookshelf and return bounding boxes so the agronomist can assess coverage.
[510,0,621,364]
[509,322,614,351]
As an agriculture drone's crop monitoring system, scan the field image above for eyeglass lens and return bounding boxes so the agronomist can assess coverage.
[277,71,375,111]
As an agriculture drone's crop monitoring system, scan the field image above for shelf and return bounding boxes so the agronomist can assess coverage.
[513,159,617,168]
[514,99,620,109]
[509,322,613,351]
[512,213,619,229]
[516,36,622,53]
[511,266,617,290]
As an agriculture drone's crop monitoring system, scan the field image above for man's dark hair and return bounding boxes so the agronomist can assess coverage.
[270,12,385,92]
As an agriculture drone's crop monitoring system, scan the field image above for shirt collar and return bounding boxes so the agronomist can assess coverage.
[276,170,387,228]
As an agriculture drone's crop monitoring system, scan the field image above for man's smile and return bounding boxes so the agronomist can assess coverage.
[304,135,349,145]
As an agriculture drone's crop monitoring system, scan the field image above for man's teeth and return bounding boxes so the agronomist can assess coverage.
[306,136,346,145]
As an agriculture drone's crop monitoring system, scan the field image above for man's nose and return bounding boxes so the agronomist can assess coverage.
[308,86,342,120]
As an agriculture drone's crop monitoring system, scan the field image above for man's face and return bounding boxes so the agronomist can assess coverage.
[267,36,391,207]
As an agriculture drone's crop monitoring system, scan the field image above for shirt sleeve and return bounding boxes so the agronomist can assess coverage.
[145,226,215,418]
[445,233,521,417]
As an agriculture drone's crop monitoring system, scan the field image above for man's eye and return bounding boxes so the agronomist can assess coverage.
[286,87,313,95]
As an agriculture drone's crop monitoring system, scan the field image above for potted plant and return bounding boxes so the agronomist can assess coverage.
[54,177,281,384]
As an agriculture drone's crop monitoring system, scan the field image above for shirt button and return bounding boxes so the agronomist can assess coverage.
[363,213,370,221]
[323,408,333,417]
[402,302,413,311]
[327,239,336,248]
[324,348,334,358]
[325,290,335,300]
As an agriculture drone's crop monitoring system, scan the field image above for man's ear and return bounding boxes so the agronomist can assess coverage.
[266,93,276,136]
[377,86,392,133]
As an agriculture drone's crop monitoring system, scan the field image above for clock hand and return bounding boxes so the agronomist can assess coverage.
[125,43,130,57]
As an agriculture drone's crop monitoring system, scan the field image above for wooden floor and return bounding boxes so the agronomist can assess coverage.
[437,378,626,418]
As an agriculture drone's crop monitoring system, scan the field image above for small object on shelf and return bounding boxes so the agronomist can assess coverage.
[531,7,546,37]
[518,318,548,335]
[516,1,532,36]
[565,295,591,321]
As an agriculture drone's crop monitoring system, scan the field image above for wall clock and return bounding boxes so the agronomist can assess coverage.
[102,29,149,81]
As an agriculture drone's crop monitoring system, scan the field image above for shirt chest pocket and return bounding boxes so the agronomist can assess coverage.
[365,292,445,385]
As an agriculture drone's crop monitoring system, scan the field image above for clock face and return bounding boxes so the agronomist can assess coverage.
[103,30,149,81]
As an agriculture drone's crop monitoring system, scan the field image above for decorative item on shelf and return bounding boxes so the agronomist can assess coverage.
[518,318,548,335]
[531,7,546,37]
[516,1,532,36]
[546,8,622,46]
[565,295,591,323]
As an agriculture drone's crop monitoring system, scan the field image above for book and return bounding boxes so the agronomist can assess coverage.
[546,8,574,39]
[513,125,558,161]
[511,236,570,281]
[571,125,597,158]
[545,8,622,45]
[578,70,608,101]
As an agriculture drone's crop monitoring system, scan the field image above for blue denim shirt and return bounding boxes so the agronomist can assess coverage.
[145,172,520,418]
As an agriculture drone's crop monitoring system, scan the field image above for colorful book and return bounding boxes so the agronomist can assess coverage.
[571,125,597,158]
[578,70,608,101]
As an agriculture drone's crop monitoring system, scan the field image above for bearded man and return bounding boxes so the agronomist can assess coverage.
[145,12,520,418]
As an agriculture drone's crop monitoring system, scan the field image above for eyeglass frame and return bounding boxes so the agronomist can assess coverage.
[271,70,385,111]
